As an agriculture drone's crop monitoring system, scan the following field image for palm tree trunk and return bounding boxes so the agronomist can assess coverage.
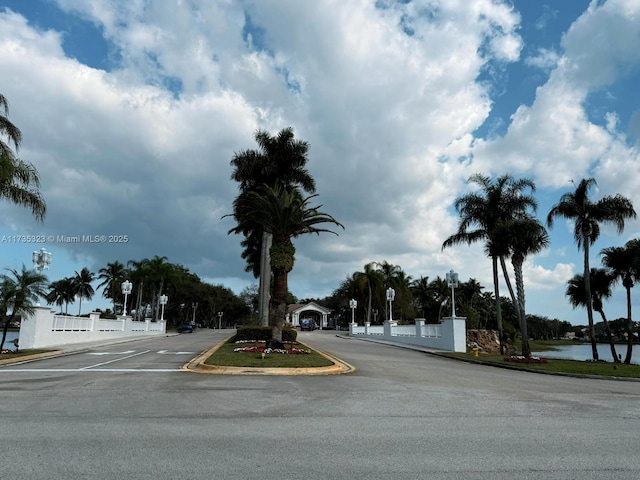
[366,282,372,323]
[624,286,633,364]
[258,231,272,327]
[583,243,599,361]
[511,258,531,358]
[270,267,288,342]
[596,307,619,363]
[492,256,504,355]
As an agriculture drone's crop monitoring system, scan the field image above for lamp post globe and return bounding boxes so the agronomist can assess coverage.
[349,299,357,325]
[445,269,459,317]
[386,287,396,322]
[121,280,133,316]
[159,294,168,322]
[32,248,52,272]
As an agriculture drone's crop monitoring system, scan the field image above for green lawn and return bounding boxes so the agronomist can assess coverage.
[443,352,640,378]
[204,339,335,368]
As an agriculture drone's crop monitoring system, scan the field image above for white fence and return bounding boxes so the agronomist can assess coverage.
[349,317,466,352]
[19,306,167,349]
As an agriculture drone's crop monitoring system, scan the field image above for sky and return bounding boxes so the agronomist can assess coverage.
[1,0,640,325]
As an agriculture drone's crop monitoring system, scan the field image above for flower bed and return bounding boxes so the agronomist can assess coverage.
[504,355,548,364]
[233,346,311,354]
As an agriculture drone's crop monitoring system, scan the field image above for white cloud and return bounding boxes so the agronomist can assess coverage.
[2,0,639,326]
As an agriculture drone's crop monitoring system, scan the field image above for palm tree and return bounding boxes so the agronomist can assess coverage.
[0,265,48,350]
[46,277,75,314]
[72,268,95,316]
[600,239,640,364]
[443,173,537,354]
[96,261,127,312]
[228,127,316,326]
[354,262,383,324]
[501,217,550,357]
[547,178,636,361]
[0,94,46,221]
[145,256,173,321]
[234,185,343,341]
[566,268,618,362]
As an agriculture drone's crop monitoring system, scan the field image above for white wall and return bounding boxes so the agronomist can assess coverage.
[19,306,166,349]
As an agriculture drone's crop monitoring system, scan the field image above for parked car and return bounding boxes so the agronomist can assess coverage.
[177,323,193,333]
[300,319,317,331]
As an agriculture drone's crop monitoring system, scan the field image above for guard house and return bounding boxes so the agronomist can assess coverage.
[287,302,332,329]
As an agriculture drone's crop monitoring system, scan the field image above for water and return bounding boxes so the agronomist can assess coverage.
[533,343,638,364]
[1,331,20,349]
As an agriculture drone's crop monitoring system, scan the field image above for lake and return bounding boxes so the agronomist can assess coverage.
[533,343,638,364]
[1,331,20,349]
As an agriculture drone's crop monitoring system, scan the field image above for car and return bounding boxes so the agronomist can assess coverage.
[177,323,194,333]
[300,319,317,331]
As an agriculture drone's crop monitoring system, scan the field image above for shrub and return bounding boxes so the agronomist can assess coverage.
[235,325,297,342]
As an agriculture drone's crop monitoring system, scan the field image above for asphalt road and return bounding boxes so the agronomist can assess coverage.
[1,329,639,480]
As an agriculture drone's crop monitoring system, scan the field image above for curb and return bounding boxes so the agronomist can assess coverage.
[181,338,356,375]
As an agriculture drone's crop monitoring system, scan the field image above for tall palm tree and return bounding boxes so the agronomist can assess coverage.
[0,265,48,350]
[128,258,150,320]
[501,217,550,357]
[566,269,618,362]
[229,127,316,326]
[235,185,343,341]
[354,262,383,324]
[72,268,95,316]
[0,94,46,221]
[547,178,636,361]
[443,173,537,354]
[145,256,173,321]
[96,261,127,312]
[46,277,75,314]
[600,239,640,364]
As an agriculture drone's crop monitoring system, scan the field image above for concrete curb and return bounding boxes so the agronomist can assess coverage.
[182,337,356,375]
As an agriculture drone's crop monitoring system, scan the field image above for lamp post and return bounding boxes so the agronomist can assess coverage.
[217,311,223,330]
[192,302,198,326]
[159,294,168,322]
[32,248,52,272]
[121,280,132,316]
[446,269,459,317]
[349,299,357,325]
[386,287,396,322]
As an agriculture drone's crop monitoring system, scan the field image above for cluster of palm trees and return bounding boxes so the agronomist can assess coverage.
[444,174,637,362]
[329,261,494,327]
[567,238,640,364]
[227,127,343,341]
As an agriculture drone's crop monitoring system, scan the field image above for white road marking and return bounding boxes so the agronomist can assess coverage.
[0,368,180,373]
[80,349,151,370]
[86,350,136,356]
[156,350,196,355]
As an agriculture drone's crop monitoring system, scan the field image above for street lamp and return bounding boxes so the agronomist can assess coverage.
[159,294,168,322]
[446,269,459,317]
[386,287,396,322]
[32,248,52,272]
[192,302,198,326]
[217,311,223,330]
[121,280,132,316]
[349,299,357,324]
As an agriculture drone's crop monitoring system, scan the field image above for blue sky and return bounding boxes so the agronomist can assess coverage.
[1,0,640,325]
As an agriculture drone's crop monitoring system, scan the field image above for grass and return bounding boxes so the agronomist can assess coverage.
[204,339,335,368]
[443,352,640,378]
